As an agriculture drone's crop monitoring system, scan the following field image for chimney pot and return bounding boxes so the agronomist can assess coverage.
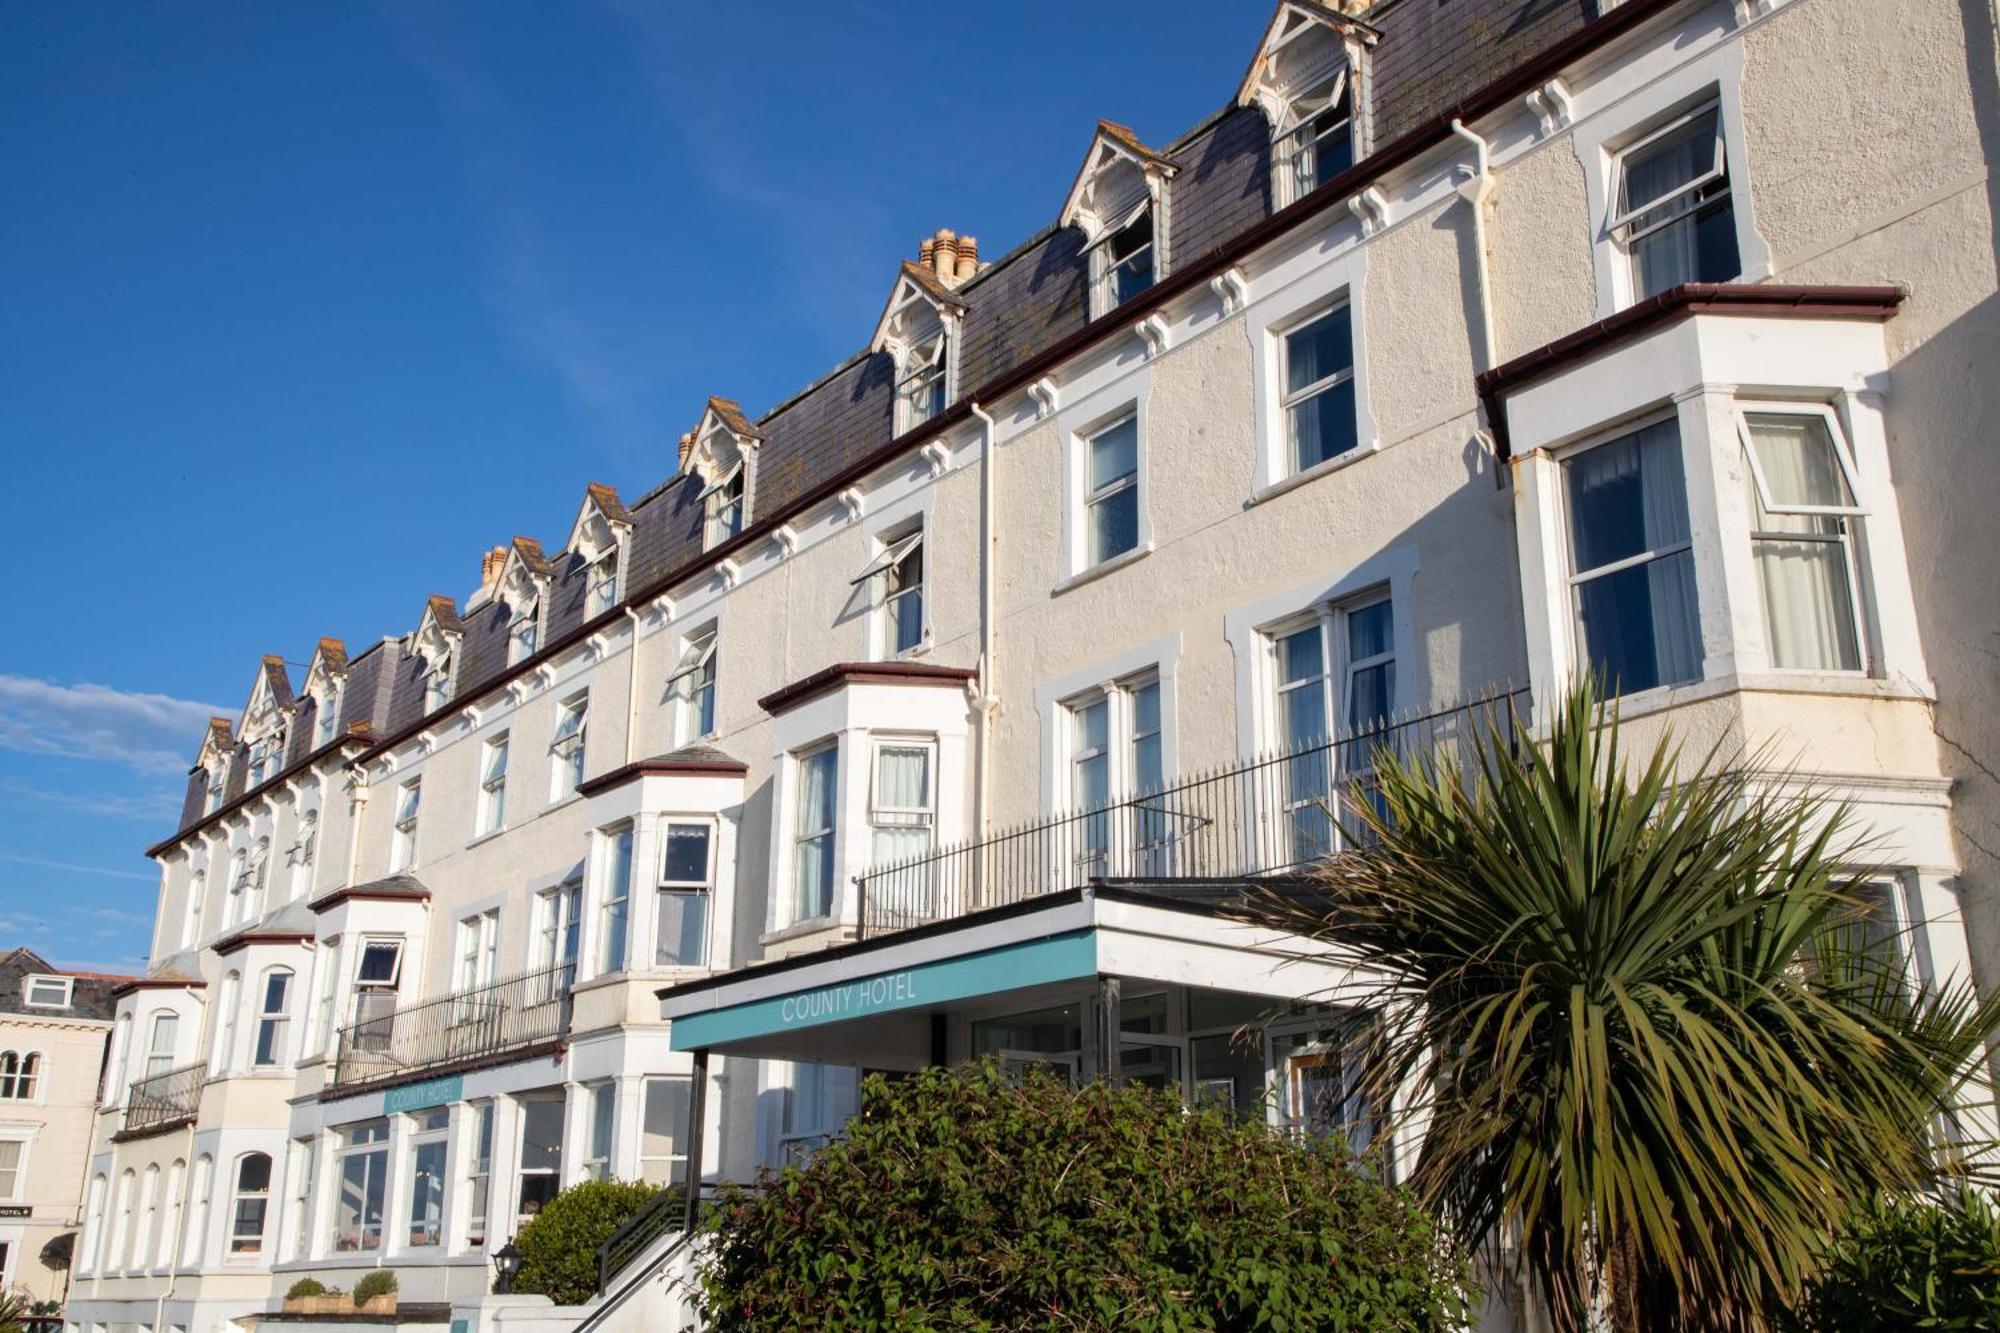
[956,236,979,281]
[479,545,508,588]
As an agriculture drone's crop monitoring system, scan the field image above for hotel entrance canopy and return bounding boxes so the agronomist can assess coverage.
[656,884,1374,1070]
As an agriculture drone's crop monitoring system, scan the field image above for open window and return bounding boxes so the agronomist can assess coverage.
[682,398,761,550]
[668,628,719,742]
[853,528,926,657]
[1238,1,1372,208]
[656,821,714,969]
[391,778,422,872]
[872,248,969,434]
[549,694,588,802]
[566,483,633,620]
[1609,100,1740,301]
[1060,122,1176,319]
[1737,405,1867,673]
[350,939,404,1040]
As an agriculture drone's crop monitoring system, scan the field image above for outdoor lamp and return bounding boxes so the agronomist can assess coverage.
[492,1241,523,1295]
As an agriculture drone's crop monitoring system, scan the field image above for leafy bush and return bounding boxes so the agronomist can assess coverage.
[513,1177,660,1305]
[1781,1188,2000,1331]
[284,1277,329,1300]
[353,1270,398,1302]
[701,1062,1469,1330]
[0,1290,26,1333]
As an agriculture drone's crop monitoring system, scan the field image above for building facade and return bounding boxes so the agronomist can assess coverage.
[0,951,130,1306]
[67,0,2000,1329]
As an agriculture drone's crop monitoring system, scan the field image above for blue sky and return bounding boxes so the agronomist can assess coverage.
[0,2,1257,971]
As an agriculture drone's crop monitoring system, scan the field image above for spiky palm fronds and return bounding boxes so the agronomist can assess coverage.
[1255,681,1997,1332]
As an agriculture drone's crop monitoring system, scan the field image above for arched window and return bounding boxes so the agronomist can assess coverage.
[0,1052,20,1099]
[213,972,241,1075]
[138,1164,160,1272]
[249,837,272,918]
[288,809,318,902]
[147,1013,179,1079]
[230,1152,271,1255]
[227,850,249,924]
[112,1168,135,1272]
[183,869,206,949]
[159,1158,186,1270]
[80,1172,107,1275]
[182,1155,213,1267]
[106,1012,131,1103]
[253,970,293,1068]
[14,1053,38,1100]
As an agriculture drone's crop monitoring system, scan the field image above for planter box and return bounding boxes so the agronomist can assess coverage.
[356,1295,398,1315]
[283,1295,353,1315]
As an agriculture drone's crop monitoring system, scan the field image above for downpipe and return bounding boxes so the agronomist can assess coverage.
[1450,119,1506,490]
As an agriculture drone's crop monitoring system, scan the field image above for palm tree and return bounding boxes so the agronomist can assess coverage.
[1254,680,1997,1332]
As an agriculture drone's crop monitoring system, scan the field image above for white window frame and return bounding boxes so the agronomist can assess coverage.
[146,1012,180,1079]
[548,694,588,802]
[227,1152,271,1257]
[252,968,293,1069]
[895,328,949,434]
[313,688,340,746]
[205,767,226,814]
[639,1076,692,1186]
[586,553,620,617]
[598,822,634,975]
[478,733,510,836]
[667,629,719,743]
[790,742,841,925]
[212,971,241,1076]
[701,462,745,549]
[1272,68,1352,207]
[456,910,500,993]
[655,819,715,970]
[21,975,72,1010]
[853,527,926,658]
[423,654,453,714]
[287,809,318,902]
[332,1121,389,1253]
[867,739,937,870]
[403,1107,450,1249]
[1607,100,1729,250]
[1734,401,1871,675]
[182,869,206,949]
[461,1099,495,1251]
[391,778,422,872]
[536,882,583,977]
[1277,300,1357,477]
[508,602,540,664]
[0,1138,34,1203]
[582,1082,615,1181]
[1080,410,1142,572]
[1086,200,1155,317]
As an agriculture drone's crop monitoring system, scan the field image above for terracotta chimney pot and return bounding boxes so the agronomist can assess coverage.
[479,545,507,588]
[956,235,979,281]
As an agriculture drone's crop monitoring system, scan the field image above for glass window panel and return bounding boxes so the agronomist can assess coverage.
[1285,306,1352,396]
[1574,552,1703,693]
[661,824,711,885]
[1744,413,1856,509]
[1089,418,1139,491]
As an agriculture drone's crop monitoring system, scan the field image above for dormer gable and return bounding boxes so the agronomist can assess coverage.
[238,656,293,788]
[412,595,464,713]
[680,398,761,551]
[566,485,633,619]
[195,716,234,813]
[872,238,973,435]
[1059,121,1178,318]
[497,537,555,662]
[302,638,349,748]
[1237,1,1377,207]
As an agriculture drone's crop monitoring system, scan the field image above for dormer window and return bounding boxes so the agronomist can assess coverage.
[205,768,226,814]
[424,655,452,713]
[508,604,539,664]
[586,554,619,616]
[702,464,745,549]
[22,976,72,1010]
[247,735,281,787]
[1060,122,1176,321]
[896,330,947,433]
[1274,71,1352,205]
[1091,205,1155,311]
[312,691,338,746]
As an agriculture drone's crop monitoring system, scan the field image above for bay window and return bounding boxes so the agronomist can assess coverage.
[515,1093,564,1223]
[464,1101,494,1249]
[869,744,935,869]
[1564,417,1702,696]
[583,1084,614,1181]
[792,744,839,922]
[229,1153,271,1255]
[599,824,633,973]
[1610,100,1740,301]
[656,822,713,968]
[333,1121,388,1252]
[640,1077,691,1186]
[350,939,403,1040]
[405,1108,448,1247]
[1737,407,1866,672]
[252,968,292,1068]
[146,1012,179,1079]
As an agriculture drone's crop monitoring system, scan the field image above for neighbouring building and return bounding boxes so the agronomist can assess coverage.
[65,0,2000,1329]
[0,951,131,1306]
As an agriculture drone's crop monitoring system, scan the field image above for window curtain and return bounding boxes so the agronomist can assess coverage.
[794,752,837,920]
[1636,421,1703,687]
[870,749,932,866]
[1625,123,1708,294]
[1747,416,1861,670]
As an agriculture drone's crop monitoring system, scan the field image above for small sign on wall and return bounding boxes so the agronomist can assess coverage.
[0,1206,31,1219]
[384,1074,465,1115]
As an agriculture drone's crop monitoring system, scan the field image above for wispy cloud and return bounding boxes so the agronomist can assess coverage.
[0,674,224,775]
[0,776,180,822]
[0,853,154,883]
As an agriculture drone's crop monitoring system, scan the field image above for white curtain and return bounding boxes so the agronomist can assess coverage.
[1624,117,1712,296]
[793,751,837,920]
[1747,416,1861,670]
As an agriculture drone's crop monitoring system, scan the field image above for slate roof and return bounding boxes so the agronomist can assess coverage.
[0,948,136,1022]
[162,0,1629,842]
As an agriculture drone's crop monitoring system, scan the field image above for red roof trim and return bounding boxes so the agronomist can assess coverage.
[757,662,979,717]
[577,756,750,799]
[1476,283,1905,456]
[110,976,208,999]
[309,885,432,915]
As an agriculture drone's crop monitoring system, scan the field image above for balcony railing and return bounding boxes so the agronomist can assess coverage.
[122,1061,205,1137]
[331,961,575,1091]
[855,689,1527,939]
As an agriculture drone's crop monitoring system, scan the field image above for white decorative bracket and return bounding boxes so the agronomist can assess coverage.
[920,440,950,478]
[1208,266,1248,317]
[375,755,398,780]
[1347,187,1391,238]
[584,630,612,663]
[644,593,675,628]
[1525,78,1574,135]
[1028,377,1059,421]
[462,703,485,729]
[717,557,741,590]
[503,678,529,707]
[771,523,799,559]
[1732,0,1777,24]
[837,487,864,524]
[414,731,436,758]
[531,663,558,694]
[1134,313,1170,360]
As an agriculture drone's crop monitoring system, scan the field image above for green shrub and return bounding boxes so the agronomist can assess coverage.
[353,1270,398,1302]
[1782,1187,2000,1331]
[701,1062,1470,1330]
[513,1178,661,1305]
[284,1277,329,1300]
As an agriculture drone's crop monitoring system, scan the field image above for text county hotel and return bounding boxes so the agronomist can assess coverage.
[66,0,2000,1328]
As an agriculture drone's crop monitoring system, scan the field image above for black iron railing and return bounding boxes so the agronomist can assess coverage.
[331,961,574,1090]
[122,1061,205,1136]
[855,690,1526,939]
[596,1184,694,1294]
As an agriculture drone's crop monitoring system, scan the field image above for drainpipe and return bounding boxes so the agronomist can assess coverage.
[967,402,1001,842]
[1450,119,1506,491]
[622,606,644,764]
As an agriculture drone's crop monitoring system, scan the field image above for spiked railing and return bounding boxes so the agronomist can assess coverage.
[121,1061,206,1137]
[854,689,1526,939]
[331,961,574,1090]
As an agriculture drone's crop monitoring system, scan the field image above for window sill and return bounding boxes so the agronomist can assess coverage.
[759,916,849,949]
[543,791,585,816]
[1570,668,1936,725]
[1246,440,1381,507]
[1052,542,1154,596]
[465,826,509,851]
